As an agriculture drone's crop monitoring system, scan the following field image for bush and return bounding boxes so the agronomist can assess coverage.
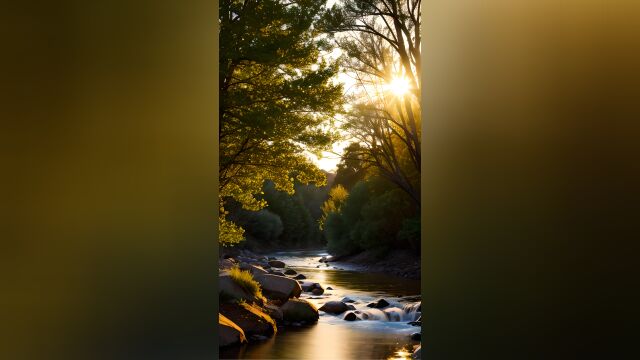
[229,266,263,301]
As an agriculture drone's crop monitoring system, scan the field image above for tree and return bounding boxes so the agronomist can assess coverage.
[320,0,421,206]
[218,0,344,245]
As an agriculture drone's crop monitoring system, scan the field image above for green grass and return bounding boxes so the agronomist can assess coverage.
[229,266,264,300]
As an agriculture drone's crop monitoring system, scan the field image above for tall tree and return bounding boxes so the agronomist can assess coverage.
[219,0,344,245]
[320,0,421,206]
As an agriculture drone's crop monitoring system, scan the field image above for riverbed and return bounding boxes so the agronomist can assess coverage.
[220,249,421,360]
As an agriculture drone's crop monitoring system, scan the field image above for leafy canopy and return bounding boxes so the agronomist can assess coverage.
[219,0,344,245]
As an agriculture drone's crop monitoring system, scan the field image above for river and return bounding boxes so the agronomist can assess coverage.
[220,249,421,360]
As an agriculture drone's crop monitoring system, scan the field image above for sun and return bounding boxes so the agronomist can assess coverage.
[386,76,411,97]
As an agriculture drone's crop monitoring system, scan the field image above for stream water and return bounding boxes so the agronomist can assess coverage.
[220,249,421,360]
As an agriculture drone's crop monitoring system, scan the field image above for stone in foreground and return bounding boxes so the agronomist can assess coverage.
[280,298,319,323]
[319,301,349,314]
[268,260,286,268]
[254,274,302,302]
[219,313,247,347]
[220,302,277,339]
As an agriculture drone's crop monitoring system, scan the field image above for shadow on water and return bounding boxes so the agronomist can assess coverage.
[221,250,421,360]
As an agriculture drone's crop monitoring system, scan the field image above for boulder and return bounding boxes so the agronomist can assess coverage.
[312,287,324,295]
[254,274,302,301]
[263,304,283,322]
[219,272,263,304]
[411,332,421,341]
[284,268,297,275]
[280,299,319,323]
[319,301,349,314]
[239,263,269,277]
[219,313,247,347]
[300,281,322,292]
[270,271,285,277]
[343,312,358,321]
[319,256,326,262]
[341,297,356,303]
[219,258,236,270]
[366,298,390,308]
[294,274,306,280]
[220,302,276,338]
[346,304,356,310]
[268,260,285,268]
[326,286,333,290]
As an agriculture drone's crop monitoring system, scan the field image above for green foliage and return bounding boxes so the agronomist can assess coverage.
[262,181,323,248]
[320,184,348,229]
[218,0,344,245]
[323,177,419,256]
[397,217,421,251]
[229,266,264,301]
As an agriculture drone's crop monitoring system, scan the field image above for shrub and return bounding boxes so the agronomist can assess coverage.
[229,266,263,301]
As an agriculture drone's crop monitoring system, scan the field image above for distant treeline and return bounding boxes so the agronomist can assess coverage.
[227,147,420,257]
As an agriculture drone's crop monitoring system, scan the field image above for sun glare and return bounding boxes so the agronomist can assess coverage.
[386,76,411,97]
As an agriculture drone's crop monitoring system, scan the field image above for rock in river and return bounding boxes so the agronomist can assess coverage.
[280,298,319,323]
[319,301,349,314]
[254,274,302,302]
[294,274,306,280]
[284,268,297,275]
[219,271,264,305]
[312,287,324,295]
[343,312,359,321]
[366,298,390,308]
[220,302,276,338]
[268,260,286,268]
[219,313,247,347]
[411,332,421,341]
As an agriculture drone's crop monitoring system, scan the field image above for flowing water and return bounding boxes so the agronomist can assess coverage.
[220,249,421,360]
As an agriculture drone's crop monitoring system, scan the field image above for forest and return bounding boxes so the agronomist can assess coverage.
[219,0,421,262]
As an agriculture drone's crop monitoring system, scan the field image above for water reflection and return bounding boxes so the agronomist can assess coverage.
[221,322,418,360]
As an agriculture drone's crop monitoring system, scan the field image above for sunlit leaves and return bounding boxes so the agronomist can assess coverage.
[219,0,344,245]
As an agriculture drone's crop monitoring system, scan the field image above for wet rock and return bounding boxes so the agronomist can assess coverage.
[219,313,247,347]
[270,271,285,277]
[312,287,324,295]
[239,263,269,277]
[300,281,321,292]
[366,299,390,308]
[263,304,283,322]
[411,332,421,341]
[408,320,421,326]
[346,304,356,310]
[343,312,358,321]
[326,286,333,290]
[319,257,326,262]
[319,301,349,314]
[294,274,306,280]
[219,272,264,305]
[268,260,286,268]
[220,302,276,338]
[254,274,302,302]
[219,258,236,270]
[284,268,297,275]
[341,297,356,303]
[280,298,319,323]
[268,257,276,261]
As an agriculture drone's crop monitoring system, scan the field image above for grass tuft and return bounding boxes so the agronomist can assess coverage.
[229,266,263,300]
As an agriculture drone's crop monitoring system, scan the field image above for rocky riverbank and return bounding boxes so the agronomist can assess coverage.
[323,248,421,280]
[219,249,422,359]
